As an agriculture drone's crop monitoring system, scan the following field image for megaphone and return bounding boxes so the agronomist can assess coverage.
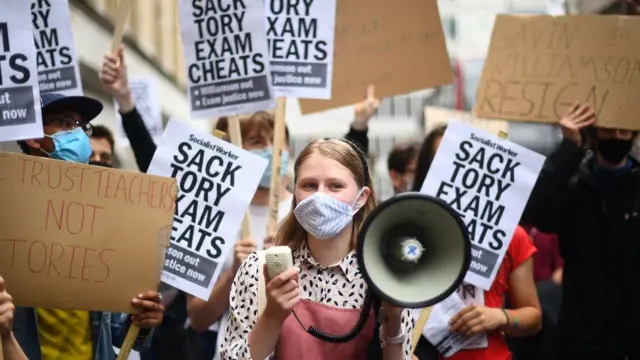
[301,192,471,345]
[357,192,471,308]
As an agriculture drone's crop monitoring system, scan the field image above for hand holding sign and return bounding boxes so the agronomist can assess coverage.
[100,46,134,112]
[559,102,596,147]
[354,85,380,125]
[0,276,14,337]
[448,304,507,338]
[130,291,164,328]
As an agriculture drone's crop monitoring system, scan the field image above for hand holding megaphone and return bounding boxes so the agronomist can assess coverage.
[263,266,300,324]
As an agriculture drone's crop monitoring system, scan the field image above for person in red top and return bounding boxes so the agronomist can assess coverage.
[446,226,540,360]
[411,125,542,360]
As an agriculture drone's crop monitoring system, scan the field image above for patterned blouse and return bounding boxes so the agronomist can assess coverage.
[219,242,415,359]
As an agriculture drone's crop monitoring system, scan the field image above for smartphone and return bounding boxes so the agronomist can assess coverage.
[264,246,294,279]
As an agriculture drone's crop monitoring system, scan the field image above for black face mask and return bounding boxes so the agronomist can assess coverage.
[596,138,633,165]
[89,160,113,168]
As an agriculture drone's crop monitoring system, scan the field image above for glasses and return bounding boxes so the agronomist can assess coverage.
[45,116,93,136]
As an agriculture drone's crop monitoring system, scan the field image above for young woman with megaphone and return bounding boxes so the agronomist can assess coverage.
[411,125,542,360]
[219,138,414,360]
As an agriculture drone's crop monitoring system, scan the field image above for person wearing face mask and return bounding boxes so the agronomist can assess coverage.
[220,138,414,360]
[522,102,640,360]
[387,142,419,195]
[13,92,165,360]
[186,99,376,360]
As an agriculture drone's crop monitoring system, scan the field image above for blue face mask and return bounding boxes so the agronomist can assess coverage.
[249,147,289,188]
[41,127,92,163]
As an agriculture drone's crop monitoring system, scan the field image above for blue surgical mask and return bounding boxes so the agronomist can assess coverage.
[249,147,289,188]
[41,127,92,163]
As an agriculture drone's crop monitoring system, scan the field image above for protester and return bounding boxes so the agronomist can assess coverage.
[411,125,542,360]
[13,92,164,360]
[0,276,28,360]
[220,138,413,360]
[387,142,419,194]
[185,95,378,360]
[89,125,116,167]
[523,102,640,360]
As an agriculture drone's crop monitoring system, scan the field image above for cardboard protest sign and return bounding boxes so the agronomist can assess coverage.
[31,0,83,96]
[178,0,275,119]
[147,119,268,299]
[0,152,177,312]
[266,0,337,99]
[0,1,44,142]
[475,15,640,130]
[425,106,509,135]
[420,121,545,290]
[298,0,452,114]
[115,76,163,146]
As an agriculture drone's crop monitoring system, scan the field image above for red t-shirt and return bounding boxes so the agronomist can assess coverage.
[442,226,537,360]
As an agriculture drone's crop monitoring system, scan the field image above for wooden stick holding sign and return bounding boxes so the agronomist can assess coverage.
[116,130,226,360]
[227,119,252,238]
[111,0,132,53]
[0,335,3,360]
[411,128,509,355]
[266,98,288,237]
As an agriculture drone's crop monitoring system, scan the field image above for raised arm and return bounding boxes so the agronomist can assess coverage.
[522,102,595,234]
[345,85,378,155]
[100,46,157,172]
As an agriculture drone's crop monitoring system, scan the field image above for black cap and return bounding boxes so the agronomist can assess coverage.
[40,93,103,123]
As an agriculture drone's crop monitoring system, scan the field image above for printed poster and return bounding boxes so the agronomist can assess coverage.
[0,0,44,142]
[178,0,275,119]
[147,119,268,299]
[265,0,337,99]
[114,76,163,146]
[420,121,545,290]
[31,0,83,96]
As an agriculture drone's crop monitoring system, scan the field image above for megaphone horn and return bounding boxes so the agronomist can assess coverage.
[357,192,471,309]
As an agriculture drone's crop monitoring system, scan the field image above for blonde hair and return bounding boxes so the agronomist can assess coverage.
[274,139,378,250]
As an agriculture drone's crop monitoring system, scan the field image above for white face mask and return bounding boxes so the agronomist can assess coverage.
[293,189,365,240]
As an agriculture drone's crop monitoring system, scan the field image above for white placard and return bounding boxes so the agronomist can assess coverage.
[147,119,268,299]
[114,76,163,146]
[420,121,544,290]
[265,0,337,99]
[178,0,275,119]
[419,284,488,357]
[0,1,44,142]
[31,0,83,96]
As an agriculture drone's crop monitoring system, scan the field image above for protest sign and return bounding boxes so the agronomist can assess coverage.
[475,15,640,130]
[420,121,545,290]
[0,1,43,142]
[0,152,177,312]
[114,76,163,146]
[298,0,452,114]
[421,284,488,357]
[265,0,337,99]
[31,0,83,96]
[147,119,268,299]
[425,106,509,136]
[178,0,275,119]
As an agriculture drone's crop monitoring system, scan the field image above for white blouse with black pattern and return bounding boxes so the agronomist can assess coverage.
[219,242,414,360]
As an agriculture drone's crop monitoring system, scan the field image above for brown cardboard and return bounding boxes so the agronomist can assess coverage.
[0,152,177,313]
[425,106,509,135]
[475,14,640,130]
[298,0,453,115]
